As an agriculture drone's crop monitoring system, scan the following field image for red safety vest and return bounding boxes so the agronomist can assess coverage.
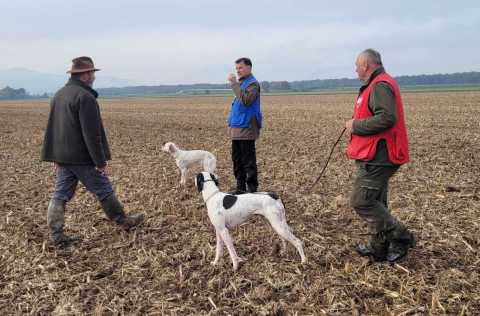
[346,72,409,165]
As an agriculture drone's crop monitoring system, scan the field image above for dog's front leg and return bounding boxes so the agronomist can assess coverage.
[219,229,245,271]
[180,168,186,185]
[211,231,224,266]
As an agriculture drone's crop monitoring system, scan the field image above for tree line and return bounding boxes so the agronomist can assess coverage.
[1,71,479,100]
[97,71,480,96]
[0,86,48,100]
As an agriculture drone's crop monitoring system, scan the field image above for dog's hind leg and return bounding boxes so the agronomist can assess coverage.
[211,231,224,266]
[219,228,245,271]
[264,209,307,263]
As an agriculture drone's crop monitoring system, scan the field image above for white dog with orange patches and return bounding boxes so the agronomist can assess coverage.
[162,142,217,185]
[195,172,307,271]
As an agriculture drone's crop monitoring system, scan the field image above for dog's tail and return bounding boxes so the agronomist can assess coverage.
[267,192,279,200]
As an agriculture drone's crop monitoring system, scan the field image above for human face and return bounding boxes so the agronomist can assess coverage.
[355,54,369,82]
[235,62,252,79]
[80,71,96,87]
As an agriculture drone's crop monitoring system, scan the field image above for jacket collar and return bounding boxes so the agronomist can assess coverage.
[239,73,254,82]
[66,78,99,98]
[359,66,385,93]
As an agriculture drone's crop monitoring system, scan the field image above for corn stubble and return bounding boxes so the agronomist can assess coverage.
[0,92,479,315]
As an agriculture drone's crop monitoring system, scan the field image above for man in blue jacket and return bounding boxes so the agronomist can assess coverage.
[227,57,262,193]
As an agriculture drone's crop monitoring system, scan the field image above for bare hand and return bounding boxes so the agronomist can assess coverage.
[96,164,107,175]
[53,163,58,173]
[346,119,354,136]
[227,73,237,84]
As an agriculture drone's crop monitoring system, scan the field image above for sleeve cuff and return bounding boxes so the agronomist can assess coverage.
[352,119,361,135]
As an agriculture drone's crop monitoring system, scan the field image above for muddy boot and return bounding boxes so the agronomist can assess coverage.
[355,221,388,261]
[386,225,416,263]
[47,199,81,245]
[355,231,389,261]
[101,194,144,229]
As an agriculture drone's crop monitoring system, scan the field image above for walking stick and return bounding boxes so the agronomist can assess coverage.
[308,127,346,192]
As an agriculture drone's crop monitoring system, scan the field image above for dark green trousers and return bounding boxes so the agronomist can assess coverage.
[350,162,400,234]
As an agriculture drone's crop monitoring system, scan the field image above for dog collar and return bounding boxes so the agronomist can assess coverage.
[204,189,220,204]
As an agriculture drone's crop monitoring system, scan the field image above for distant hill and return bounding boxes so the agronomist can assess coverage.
[97,72,480,97]
[0,68,136,95]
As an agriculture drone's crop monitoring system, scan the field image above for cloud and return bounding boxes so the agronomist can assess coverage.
[0,1,479,83]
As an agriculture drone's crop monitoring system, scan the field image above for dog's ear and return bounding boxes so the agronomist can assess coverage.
[168,143,175,153]
[210,173,219,186]
[196,173,204,192]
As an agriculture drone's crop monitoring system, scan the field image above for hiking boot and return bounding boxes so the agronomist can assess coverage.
[355,232,388,261]
[101,194,145,229]
[386,227,416,263]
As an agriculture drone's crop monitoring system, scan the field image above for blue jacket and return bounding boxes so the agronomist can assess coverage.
[228,75,262,128]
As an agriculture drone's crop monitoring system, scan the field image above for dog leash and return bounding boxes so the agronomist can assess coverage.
[307,127,346,192]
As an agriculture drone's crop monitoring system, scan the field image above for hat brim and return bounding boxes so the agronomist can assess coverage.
[67,68,101,74]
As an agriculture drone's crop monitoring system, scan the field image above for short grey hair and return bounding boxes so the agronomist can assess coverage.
[361,48,383,66]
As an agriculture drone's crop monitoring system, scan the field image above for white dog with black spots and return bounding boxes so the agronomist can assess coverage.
[195,172,307,271]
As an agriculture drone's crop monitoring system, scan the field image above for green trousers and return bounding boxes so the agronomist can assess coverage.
[350,162,400,234]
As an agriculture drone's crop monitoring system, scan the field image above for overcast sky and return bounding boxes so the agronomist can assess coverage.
[1,0,479,85]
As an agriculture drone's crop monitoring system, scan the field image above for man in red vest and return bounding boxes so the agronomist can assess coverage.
[345,49,415,263]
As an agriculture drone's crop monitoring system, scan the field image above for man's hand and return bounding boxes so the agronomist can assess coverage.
[53,162,58,173]
[346,119,355,137]
[96,164,107,175]
[227,73,238,84]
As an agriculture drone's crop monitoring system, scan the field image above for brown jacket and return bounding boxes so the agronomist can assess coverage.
[41,79,111,167]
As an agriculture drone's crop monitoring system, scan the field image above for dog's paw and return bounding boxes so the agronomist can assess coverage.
[210,260,218,266]
[301,257,308,264]
[232,257,246,271]
[232,263,239,271]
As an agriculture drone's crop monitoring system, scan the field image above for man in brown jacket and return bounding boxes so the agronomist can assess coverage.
[227,57,262,193]
[41,57,144,246]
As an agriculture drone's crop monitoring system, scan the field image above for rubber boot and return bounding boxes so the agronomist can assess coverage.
[47,199,81,245]
[101,194,144,229]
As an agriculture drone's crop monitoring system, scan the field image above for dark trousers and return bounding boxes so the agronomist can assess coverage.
[232,140,258,192]
[350,162,401,234]
[53,164,114,202]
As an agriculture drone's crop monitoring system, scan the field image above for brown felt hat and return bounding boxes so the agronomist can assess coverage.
[67,56,101,74]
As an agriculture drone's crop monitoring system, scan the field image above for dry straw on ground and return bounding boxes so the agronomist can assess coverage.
[1,92,479,315]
